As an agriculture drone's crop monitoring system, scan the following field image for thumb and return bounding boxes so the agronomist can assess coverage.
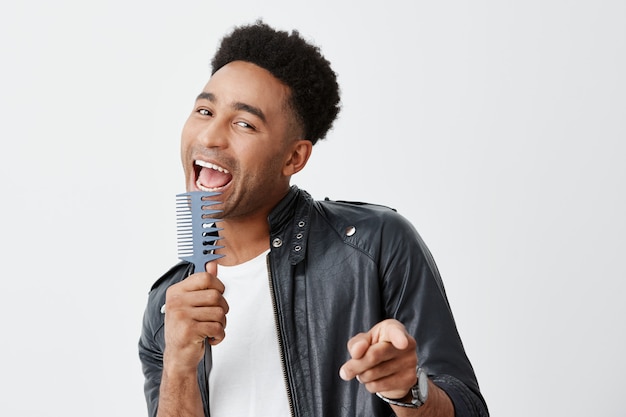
[205,260,218,276]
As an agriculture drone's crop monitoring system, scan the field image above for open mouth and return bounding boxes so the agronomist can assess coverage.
[195,160,233,192]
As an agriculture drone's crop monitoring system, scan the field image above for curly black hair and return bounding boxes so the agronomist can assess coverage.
[211,21,341,145]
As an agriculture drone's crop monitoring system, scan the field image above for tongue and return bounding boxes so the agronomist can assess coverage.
[198,167,232,188]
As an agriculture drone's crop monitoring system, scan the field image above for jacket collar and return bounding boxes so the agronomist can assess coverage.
[268,185,313,265]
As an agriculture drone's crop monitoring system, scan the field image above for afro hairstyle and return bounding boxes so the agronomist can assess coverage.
[210,20,341,145]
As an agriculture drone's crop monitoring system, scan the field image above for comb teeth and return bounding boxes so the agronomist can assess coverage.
[176,191,224,272]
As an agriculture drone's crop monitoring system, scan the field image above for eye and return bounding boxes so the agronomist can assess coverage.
[198,108,212,116]
[235,120,255,130]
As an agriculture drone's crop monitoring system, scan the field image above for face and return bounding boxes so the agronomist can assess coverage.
[180,61,310,220]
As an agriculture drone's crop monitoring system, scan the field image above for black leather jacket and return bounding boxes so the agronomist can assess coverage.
[139,186,489,417]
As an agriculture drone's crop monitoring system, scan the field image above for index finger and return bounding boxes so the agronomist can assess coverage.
[379,322,410,351]
[181,264,224,293]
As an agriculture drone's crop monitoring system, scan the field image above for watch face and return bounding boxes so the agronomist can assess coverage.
[417,368,429,402]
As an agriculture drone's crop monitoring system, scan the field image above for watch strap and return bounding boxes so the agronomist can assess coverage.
[375,367,428,409]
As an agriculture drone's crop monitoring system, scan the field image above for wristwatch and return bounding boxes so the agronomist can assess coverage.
[376,367,429,408]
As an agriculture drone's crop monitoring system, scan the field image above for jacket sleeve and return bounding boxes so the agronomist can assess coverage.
[138,262,204,417]
[378,211,489,417]
[137,263,184,417]
[138,289,165,417]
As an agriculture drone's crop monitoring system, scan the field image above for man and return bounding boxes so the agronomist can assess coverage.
[139,21,489,417]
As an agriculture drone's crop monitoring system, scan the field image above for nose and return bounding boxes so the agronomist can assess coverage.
[194,116,229,149]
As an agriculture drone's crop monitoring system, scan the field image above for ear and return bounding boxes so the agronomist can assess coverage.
[283,139,313,176]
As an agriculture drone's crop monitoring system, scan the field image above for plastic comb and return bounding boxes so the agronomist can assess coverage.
[176,191,224,272]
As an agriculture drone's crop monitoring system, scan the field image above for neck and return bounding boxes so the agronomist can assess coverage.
[215,213,271,266]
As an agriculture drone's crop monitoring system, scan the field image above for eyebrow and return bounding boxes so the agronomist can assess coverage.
[196,91,266,123]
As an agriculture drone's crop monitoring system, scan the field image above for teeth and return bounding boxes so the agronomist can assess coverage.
[196,179,222,192]
[195,160,230,174]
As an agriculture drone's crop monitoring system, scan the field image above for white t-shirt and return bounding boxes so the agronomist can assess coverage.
[209,250,291,417]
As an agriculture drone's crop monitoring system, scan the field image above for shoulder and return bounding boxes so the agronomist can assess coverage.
[145,262,192,316]
[288,187,415,235]
[313,198,417,236]
[149,261,192,291]
[307,197,425,264]
[316,198,398,215]
[140,262,192,345]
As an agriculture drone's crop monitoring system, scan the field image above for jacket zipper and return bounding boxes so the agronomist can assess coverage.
[266,254,296,417]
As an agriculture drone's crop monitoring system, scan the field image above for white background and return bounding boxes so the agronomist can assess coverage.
[1,1,624,416]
